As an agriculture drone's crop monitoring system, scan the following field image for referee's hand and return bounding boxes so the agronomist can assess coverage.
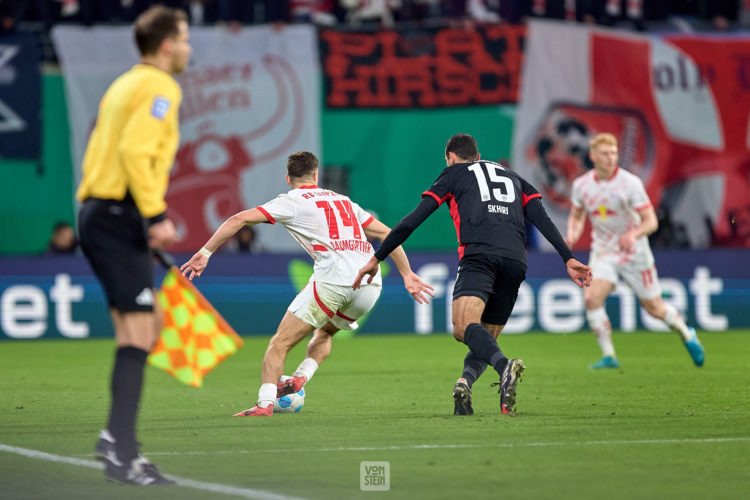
[149,219,177,250]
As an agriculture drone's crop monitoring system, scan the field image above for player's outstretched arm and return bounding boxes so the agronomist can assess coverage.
[524,197,575,263]
[352,197,438,291]
[523,198,593,287]
[180,208,268,280]
[369,197,439,262]
[362,219,435,303]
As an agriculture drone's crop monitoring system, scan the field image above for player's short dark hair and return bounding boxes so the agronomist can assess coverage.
[134,5,187,57]
[287,151,319,179]
[445,133,479,161]
[52,221,72,233]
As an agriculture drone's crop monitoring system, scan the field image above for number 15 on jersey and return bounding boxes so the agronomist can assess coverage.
[468,163,516,203]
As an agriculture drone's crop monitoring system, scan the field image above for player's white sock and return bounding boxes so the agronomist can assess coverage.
[293,358,318,382]
[587,307,616,357]
[662,304,691,341]
[257,383,276,408]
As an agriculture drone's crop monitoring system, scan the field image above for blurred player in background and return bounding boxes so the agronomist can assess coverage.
[354,133,592,416]
[76,5,191,485]
[181,151,433,416]
[565,133,704,369]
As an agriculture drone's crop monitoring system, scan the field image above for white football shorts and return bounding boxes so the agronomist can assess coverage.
[289,280,382,330]
[590,251,662,300]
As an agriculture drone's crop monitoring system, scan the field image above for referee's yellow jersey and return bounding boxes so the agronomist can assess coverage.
[76,64,182,221]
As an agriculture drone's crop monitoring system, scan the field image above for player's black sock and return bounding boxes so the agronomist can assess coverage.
[462,351,488,388]
[463,323,508,378]
[107,346,148,463]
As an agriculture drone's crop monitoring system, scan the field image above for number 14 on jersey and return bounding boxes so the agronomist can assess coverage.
[316,200,362,240]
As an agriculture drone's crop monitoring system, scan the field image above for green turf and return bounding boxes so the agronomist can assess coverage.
[1,331,749,499]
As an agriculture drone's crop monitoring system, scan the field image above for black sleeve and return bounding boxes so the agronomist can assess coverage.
[524,197,574,263]
[374,197,440,261]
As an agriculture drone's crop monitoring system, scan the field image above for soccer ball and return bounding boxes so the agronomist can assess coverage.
[273,376,305,413]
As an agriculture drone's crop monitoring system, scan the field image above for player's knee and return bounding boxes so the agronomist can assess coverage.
[319,323,338,337]
[643,300,664,318]
[267,333,292,353]
[452,319,468,342]
[584,296,604,311]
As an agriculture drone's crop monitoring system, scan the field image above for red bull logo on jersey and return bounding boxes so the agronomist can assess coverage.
[592,205,618,221]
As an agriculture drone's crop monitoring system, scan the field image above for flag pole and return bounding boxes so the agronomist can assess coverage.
[153,248,175,269]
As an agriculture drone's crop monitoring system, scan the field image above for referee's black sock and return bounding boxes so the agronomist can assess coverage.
[107,346,148,464]
[463,323,508,378]
[461,350,488,388]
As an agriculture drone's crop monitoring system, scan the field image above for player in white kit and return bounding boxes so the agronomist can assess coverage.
[181,151,433,415]
[565,134,704,369]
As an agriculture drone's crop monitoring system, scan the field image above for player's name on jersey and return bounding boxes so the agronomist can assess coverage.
[488,204,509,214]
[329,239,373,252]
[300,190,337,200]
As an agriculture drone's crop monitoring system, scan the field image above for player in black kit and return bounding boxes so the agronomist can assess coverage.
[353,133,592,416]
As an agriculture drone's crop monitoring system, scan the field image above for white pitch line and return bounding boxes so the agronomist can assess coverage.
[136,436,750,456]
[0,443,305,500]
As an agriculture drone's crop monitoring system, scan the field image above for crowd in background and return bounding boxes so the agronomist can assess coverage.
[1,0,748,33]
[4,1,746,254]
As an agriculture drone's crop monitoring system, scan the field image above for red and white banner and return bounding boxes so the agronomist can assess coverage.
[52,25,321,252]
[513,20,750,249]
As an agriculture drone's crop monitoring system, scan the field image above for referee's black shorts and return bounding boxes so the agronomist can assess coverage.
[78,198,155,312]
[452,254,527,326]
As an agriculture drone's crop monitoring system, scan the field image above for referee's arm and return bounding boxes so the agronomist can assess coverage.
[119,93,176,222]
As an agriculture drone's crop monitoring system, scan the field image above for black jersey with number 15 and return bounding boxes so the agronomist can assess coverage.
[422,160,542,264]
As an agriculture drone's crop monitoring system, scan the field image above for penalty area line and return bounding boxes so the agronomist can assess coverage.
[0,443,305,500]
[137,436,750,456]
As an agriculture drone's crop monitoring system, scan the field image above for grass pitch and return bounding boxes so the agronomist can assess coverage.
[1,331,749,499]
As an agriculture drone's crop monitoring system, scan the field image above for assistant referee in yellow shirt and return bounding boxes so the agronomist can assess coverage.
[77,5,191,486]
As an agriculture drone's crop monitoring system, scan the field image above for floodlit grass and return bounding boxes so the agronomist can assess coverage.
[1,331,749,499]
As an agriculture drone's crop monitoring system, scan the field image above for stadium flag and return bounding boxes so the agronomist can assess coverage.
[51,25,321,254]
[148,267,243,387]
[513,20,750,249]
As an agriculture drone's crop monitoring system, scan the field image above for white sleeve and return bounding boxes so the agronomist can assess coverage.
[258,194,296,224]
[352,201,375,228]
[629,176,652,211]
[570,178,583,208]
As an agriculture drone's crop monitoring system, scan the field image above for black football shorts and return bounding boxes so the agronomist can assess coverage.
[452,254,527,326]
[78,198,155,312]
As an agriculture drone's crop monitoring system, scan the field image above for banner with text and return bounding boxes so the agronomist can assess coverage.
[1,250,745,340]
[0,30,41,159]
[513,20,750,249]
[51,25,321,252]
[320,25,525,108]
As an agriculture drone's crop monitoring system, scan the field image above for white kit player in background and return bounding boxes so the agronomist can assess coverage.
[565,133,704,369]
[181,151,434,416]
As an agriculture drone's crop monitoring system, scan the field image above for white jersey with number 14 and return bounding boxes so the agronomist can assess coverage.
[257,185,382,286]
